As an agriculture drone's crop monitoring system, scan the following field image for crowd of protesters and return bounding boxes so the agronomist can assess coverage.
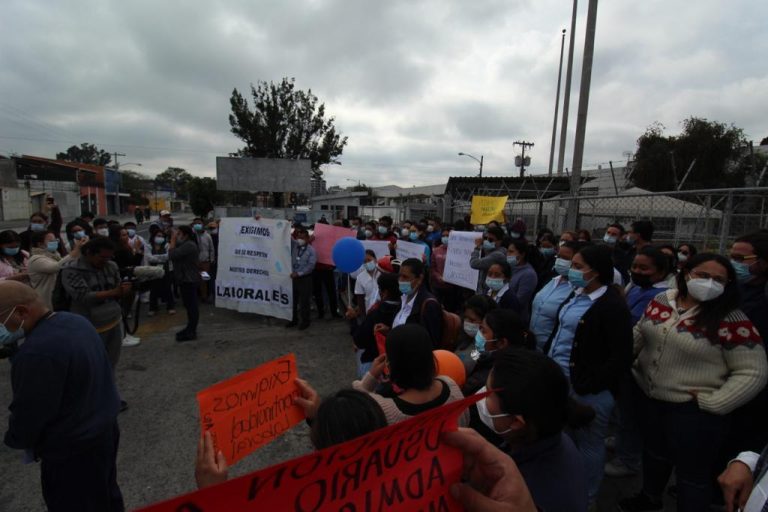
[3,201,768,511]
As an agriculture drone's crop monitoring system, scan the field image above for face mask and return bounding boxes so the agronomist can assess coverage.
[483,240,495,251]
[485,277,505,291]
[554,257,571,276]
[603,234,617,245]
[409,232,419,242]
[30,223,46,232]
[2,247,20,256]
[297,239,307,247]
[686,277,725,302]
[474,330,489,353]
[193,224,203,232]
[568,268,594,288]
[96,228,109,237]
[677,252,688,264]
[155,236,166,245]
[364,229,373,239]
[427,225,435,233]
[351,224,359,229]
[73,231,86,240]
[631,272,653,289]
[398,280,413,295]
[731,260,753,283]
[476,389,512,435]
[506,255,518,267]
[401,228,410,238]
[209,228,218,235]
[0,307,25,345]
[463,321,480,338]
[510,232,521,239]
[46,241,59,253]
[558,240,567,247]
[365,261,376,272]
[441,236,449,246]
[540,247,555,257]
[378,226,388,235]
[625,236,637,247]
[127,229,136,237]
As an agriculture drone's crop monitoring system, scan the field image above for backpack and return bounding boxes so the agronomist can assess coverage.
[51,270,71,312]
[421,298,462,351]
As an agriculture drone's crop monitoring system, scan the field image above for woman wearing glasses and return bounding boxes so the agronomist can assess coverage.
[620,253,768,512]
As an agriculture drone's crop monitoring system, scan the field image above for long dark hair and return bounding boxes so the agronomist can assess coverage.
[0,230,25,264]
[576,243,614,285]
[176,225,198,246]
[508,238,542,270]
[310,389,387,450]
[676,253,741,341]
[385,324,436,391]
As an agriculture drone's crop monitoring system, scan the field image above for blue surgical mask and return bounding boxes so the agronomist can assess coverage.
[365,261,376,272]
[209,228,218,235]
[96,228,109,237]
[510,232,521,239]
[603,234,617,245]
[0,307,24,345]
[506,255,518,267]
[73,231,86,240]
[2,247,20,257]
[441,236,449,246]
[540,247,555,257]
[364,229,373,238]
[463,321,480,337]
[554,257,572,276]
[398,280,413,295]
[154,236,166,245]
[485,277,505,291]
[409,232,419,242]
[568,268,594,288]
[193,224,203,232]
[474,330,488,353]
[30,223,46,232]
[483,240,495,251]
[731,260,753,283]
[378,226,388,235]
[127,229,136,237]
[46,241,59,252]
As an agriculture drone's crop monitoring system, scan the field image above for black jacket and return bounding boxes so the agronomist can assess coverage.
[352,300,401,363]
[404,287,443,349]
[568,285,633,395]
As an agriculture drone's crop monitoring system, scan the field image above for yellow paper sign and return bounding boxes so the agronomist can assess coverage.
[470,195,508,224]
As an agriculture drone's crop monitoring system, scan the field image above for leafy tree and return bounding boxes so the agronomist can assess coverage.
[760,136,768,146]
[629,118,747,191]
[187,177,223,216]
[56,143,112,166]
[228,77,348,179]
[154,167,193,199]
[120,169,153,204]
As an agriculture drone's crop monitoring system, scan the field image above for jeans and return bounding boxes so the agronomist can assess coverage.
[634,380,730,512]
[568,389,615,502]
[179,282,200,333]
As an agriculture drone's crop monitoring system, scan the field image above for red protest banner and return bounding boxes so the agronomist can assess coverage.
[196,354,305,465]
[137,393,484,512]
[311,223,355,265]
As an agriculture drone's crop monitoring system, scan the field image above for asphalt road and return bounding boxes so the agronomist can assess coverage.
[0,299,680,511]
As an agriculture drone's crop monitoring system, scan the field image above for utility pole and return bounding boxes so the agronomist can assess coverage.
[513,141,535,177]
[564,0,598,230]
[548,29,567,176]
[112,152,126,215]
[556,0,578,176]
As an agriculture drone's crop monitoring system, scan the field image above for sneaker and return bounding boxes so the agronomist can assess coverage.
[605,435,617,450]
[617,492,663,512]
[147,310,156,317]
[122,335,141,347]
[605,459,639,478]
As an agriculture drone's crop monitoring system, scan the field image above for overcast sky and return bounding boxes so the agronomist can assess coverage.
[1,0,766,187]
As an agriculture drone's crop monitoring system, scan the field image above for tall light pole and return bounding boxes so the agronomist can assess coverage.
[458,152,484,177]
[556,0,578,176]
[548,29,567,176]
[565,0,599,230]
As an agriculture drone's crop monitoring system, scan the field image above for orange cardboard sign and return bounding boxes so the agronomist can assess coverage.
[137,393,484,512]
[196,354,305,465]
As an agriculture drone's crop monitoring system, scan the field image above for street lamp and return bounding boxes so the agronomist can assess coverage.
[457,152,484,177]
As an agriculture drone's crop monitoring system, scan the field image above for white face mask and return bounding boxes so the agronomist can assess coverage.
[463,321,480,337]
[686,277,725,302]
[476,387,512,435]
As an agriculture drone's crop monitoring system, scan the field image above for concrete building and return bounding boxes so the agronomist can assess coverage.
[309,183,448,222]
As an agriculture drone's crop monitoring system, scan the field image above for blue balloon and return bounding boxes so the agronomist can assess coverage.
[332,237,365,273]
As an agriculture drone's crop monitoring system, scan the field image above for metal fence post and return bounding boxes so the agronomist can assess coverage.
[718,190,734,254]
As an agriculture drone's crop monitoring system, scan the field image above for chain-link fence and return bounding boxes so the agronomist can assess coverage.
[451,187,768,253]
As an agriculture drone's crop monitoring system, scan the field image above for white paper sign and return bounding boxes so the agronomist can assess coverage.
[215,218,293,320]
[443,231,480,291]
[395,240,427,262]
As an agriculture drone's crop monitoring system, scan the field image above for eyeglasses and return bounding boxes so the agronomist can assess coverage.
[729,254,758,264]
[690,269,729,285]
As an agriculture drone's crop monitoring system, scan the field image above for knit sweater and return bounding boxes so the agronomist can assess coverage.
[28,249,74,310]
[353,373,470,427]
[632,289,768,415]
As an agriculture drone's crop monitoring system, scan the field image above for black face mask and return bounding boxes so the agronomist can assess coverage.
[630,272,654,289]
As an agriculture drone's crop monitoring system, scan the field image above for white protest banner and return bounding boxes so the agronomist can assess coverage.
[395,240,427,262]
[215,218,293,321]
[443,231,480,290]
[350,240,391,278]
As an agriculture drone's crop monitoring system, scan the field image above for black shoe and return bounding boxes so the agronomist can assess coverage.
[119,400,128,413]
[298,323,310,331]
[285,321,297,328]
[176,330,197,342]
[618,492,663,512]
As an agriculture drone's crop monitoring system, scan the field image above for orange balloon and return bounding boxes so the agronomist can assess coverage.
[433,349,466,387]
